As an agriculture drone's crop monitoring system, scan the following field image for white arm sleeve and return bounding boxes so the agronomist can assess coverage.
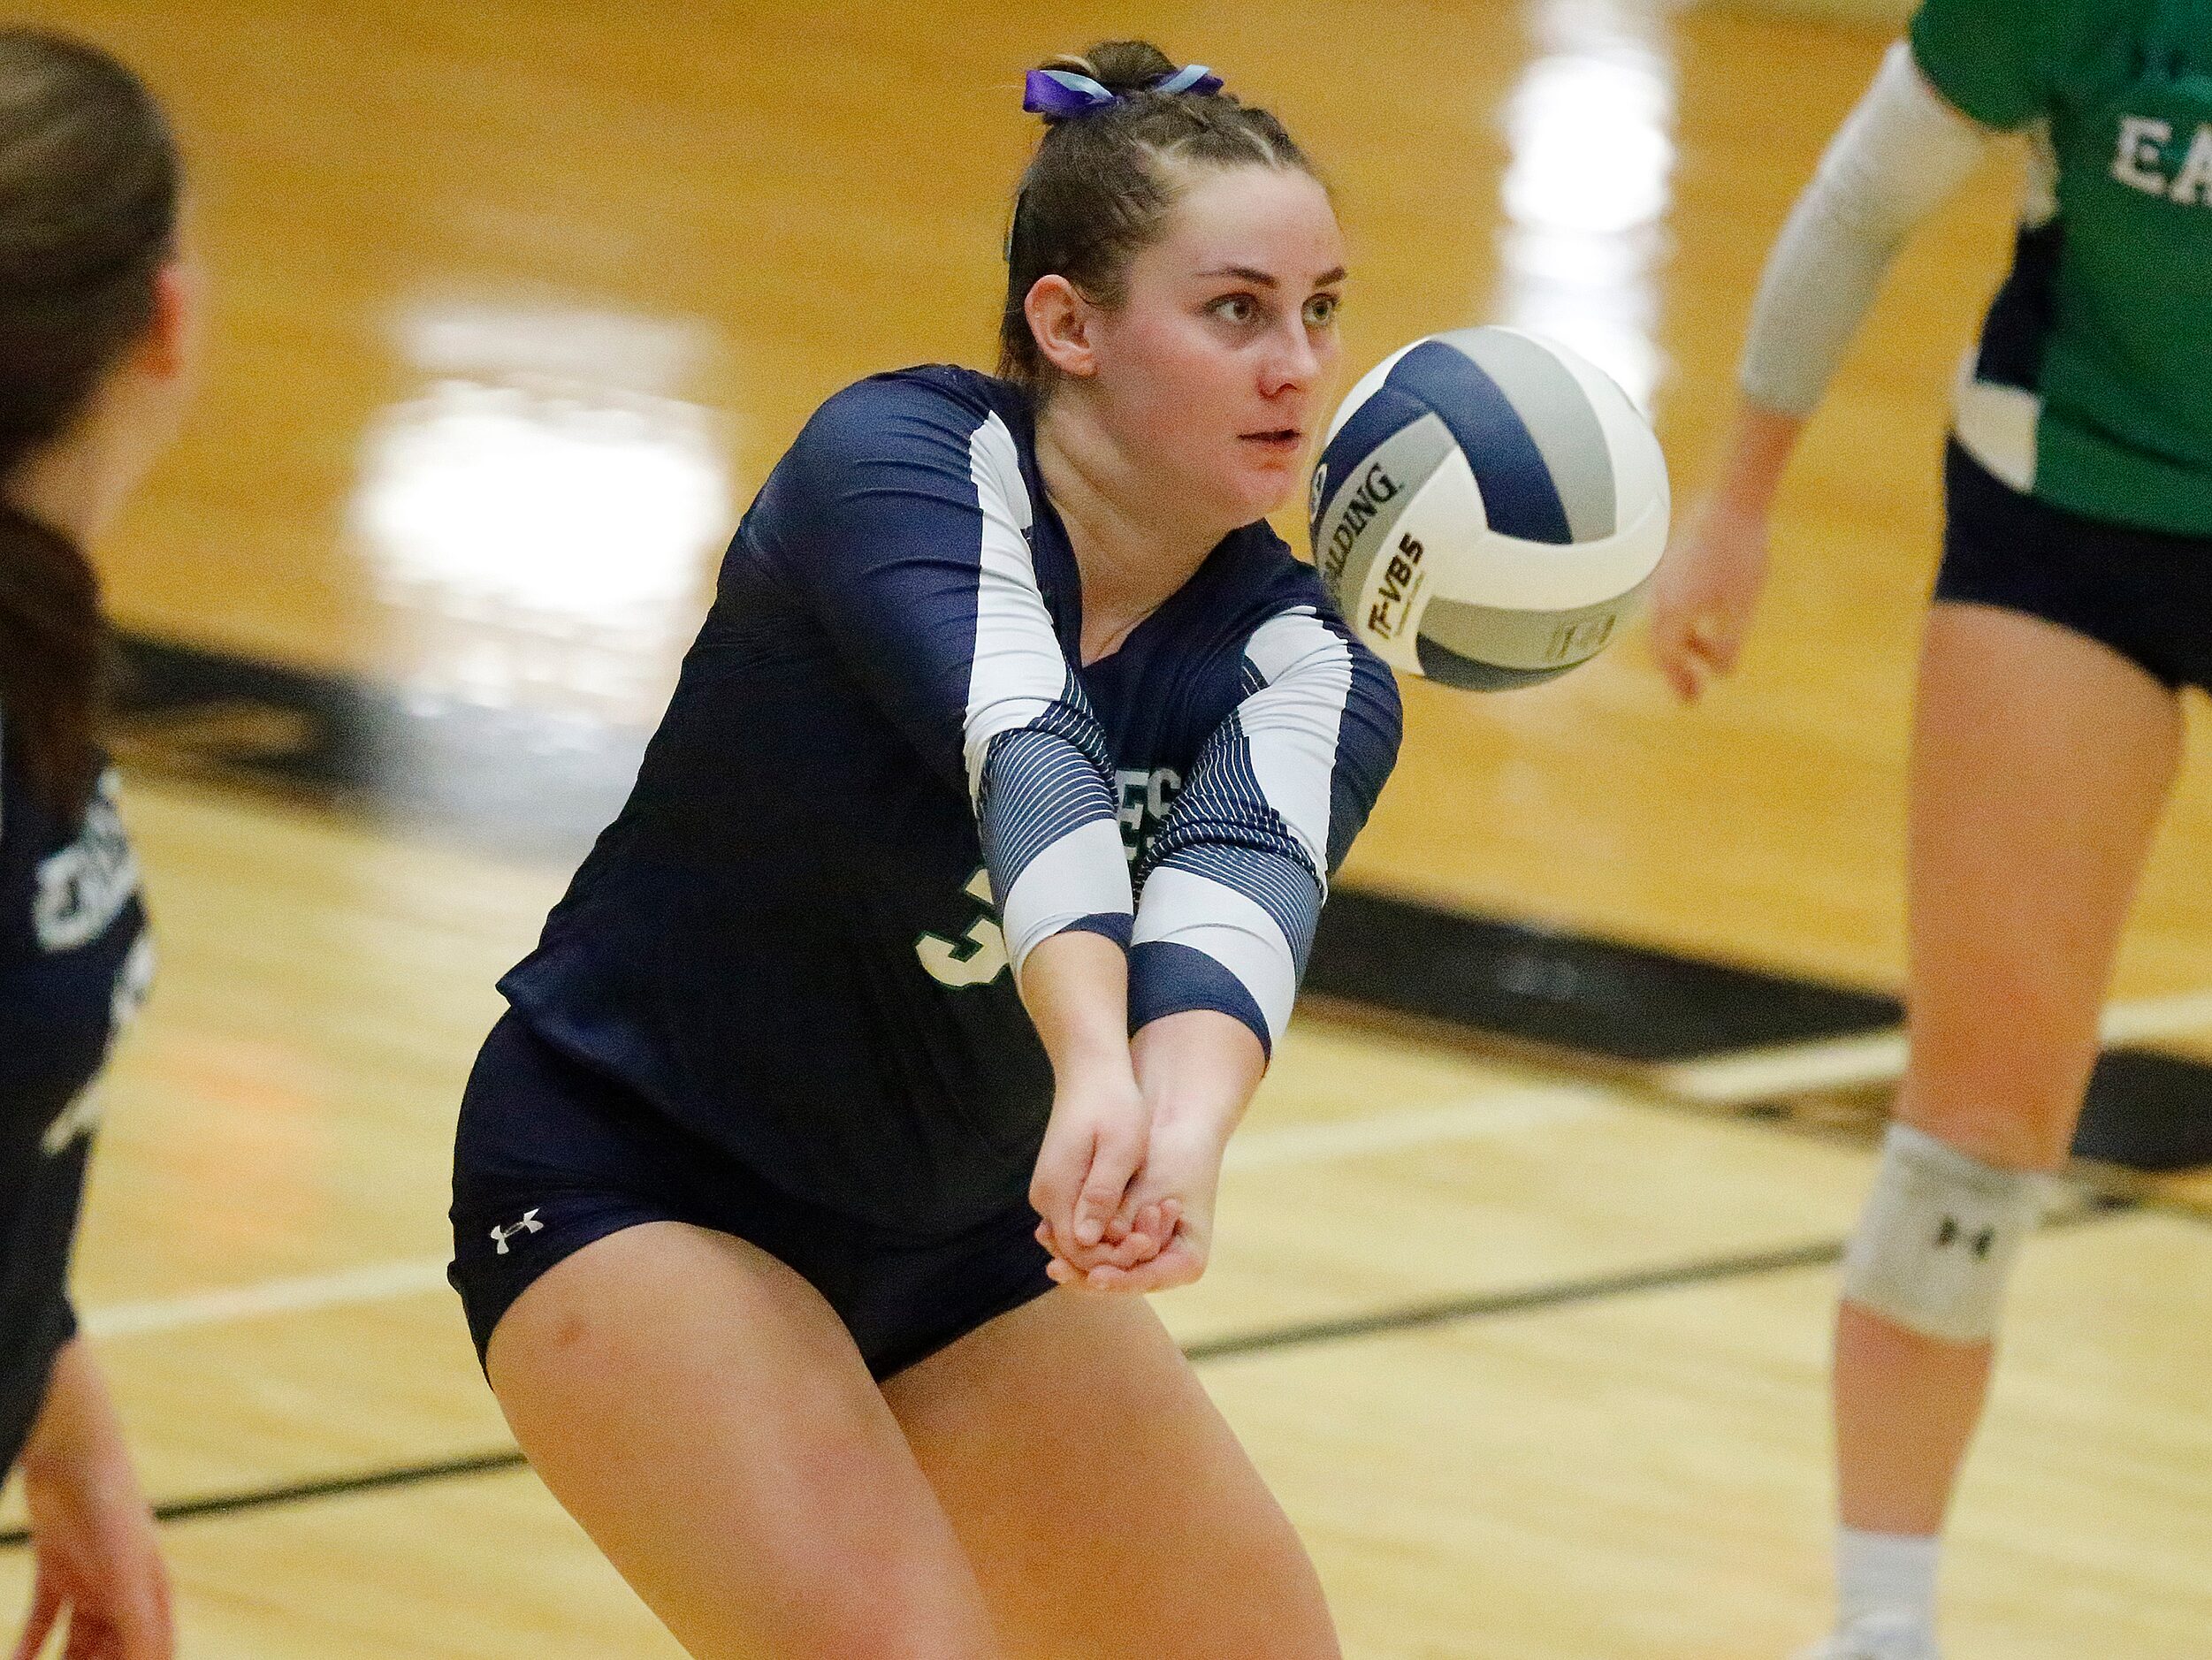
[1736,42,1996,418]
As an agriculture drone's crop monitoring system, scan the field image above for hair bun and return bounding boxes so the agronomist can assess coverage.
[1039,40,1177,103]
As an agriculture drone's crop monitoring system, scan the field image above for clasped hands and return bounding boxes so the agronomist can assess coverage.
[1027,1070,1223,1293]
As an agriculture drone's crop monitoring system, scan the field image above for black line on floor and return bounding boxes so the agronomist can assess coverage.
[1184,1194,2127,1365]
[0,1449,530,1549]
[1180,1237,1845,1363]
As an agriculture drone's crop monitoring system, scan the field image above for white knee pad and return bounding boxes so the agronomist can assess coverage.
[1840,1123,2048,1344]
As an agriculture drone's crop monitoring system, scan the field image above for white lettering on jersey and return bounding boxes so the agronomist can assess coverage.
[1114,766,1181,863]
[917,772,1177,990]
[33,774,141,953]
[2113,115,2172,194]
[2170,123,2212,207]
[2109,113,2212,205]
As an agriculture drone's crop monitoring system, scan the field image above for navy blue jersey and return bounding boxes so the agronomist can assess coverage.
[1,746,153,1467]
[502,367,1400,1232]
[0,760,150,1099]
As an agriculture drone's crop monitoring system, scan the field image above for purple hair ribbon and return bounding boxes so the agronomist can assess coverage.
[1023,69,1117,117]
[1021,63,1224,118]
[1153,64,1223,95]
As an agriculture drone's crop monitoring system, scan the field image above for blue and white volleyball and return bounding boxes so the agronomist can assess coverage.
[1308,327,1669,691]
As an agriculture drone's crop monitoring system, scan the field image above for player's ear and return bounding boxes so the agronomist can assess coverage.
[1024,275,1099,380]
[137,256,198,381]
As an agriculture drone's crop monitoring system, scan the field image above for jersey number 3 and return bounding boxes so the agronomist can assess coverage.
[915,868,1010,988]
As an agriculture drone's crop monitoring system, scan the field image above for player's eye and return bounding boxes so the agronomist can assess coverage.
[1303,293,1341,329]
[1209,293,1261,326]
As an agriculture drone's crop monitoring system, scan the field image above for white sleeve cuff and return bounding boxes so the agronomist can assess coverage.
[1130,865,1298,1048]
[999,816,1135,975]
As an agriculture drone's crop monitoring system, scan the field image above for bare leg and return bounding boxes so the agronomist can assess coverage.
[887,1288,1339,1660]
[1835,603,2181,1536]
[486,1221,1002,1660]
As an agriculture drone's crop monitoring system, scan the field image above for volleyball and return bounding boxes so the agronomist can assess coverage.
[1308,326,1670,690]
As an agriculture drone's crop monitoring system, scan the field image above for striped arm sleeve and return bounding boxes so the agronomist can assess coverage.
[1129,609,1401,1056]
[760,375,1133,972]
[957,412,1131,969]
[973,692,1133,970]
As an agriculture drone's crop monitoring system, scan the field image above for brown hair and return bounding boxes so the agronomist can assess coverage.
[999,41,1316,392]
[0,29,179,821]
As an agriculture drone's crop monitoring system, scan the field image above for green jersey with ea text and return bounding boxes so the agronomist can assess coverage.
[1911,0,2212,535]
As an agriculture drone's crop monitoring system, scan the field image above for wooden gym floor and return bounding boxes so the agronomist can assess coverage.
[3,1,2208,1656]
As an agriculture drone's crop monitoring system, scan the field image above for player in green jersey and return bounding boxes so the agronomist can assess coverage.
[1653,2,2211,1656]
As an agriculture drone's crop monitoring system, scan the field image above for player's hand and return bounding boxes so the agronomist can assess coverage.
[1649,491,1770,703]
[1051,1110,1224,1294]
[1030,1073,1157,1272]
[1035,1197,1178,1284]
[12,1435,172,1660]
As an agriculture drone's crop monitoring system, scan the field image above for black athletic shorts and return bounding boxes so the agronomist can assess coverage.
[448,1012,1056,1381]
[1937,440,2212,693]
[1,1080,92,1477]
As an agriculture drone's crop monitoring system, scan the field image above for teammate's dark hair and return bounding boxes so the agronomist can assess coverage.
[0,29,179,820]
[1000,41,1317,392]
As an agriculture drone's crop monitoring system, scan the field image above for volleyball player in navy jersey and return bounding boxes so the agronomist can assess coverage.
[0,29,200,1660]
[448,40,1399,1659]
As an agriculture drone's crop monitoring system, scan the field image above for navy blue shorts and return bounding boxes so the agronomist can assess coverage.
[1937,441,2212,693]
[2,1080,92,1476]
[447,1012,1056,1380]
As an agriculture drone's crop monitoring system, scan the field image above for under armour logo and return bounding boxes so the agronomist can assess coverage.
[490,1209,544,1255]
[1934,1215,1995,1258]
